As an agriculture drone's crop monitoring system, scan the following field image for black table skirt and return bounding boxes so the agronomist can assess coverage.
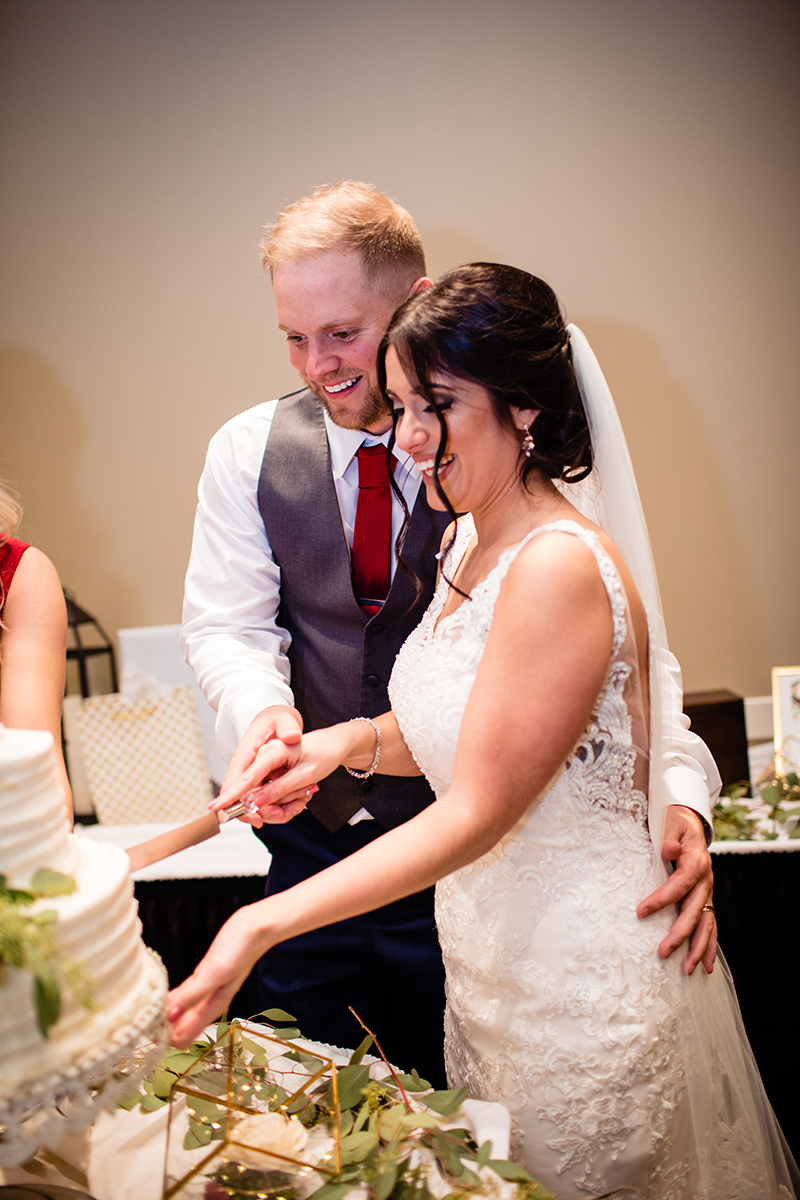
[135,848,799,1161]
[711,850,798,1159]
[135,875,267,1021]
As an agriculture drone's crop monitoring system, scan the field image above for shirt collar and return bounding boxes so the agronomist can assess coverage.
[323,410,418,481]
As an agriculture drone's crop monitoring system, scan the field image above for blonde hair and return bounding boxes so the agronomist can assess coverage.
[0,478,22,541]
[261,181,426,296]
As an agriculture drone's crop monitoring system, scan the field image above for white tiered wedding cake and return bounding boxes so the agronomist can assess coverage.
[0,725,167,1100]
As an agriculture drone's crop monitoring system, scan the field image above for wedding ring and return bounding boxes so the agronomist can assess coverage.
[701,904,716,914]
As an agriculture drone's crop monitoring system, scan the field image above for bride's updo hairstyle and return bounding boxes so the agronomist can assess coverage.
[378,262,592,503]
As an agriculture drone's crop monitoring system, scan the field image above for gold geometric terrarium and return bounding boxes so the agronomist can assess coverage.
[162,1023,341,1198]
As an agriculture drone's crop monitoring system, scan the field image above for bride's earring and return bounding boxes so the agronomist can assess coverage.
[521,425,535,458]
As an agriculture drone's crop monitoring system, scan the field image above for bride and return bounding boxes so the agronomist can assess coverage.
[168,265,796,1198]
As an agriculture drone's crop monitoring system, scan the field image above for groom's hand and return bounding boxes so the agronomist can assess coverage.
[637,805,717,975]
[212,705,312,825]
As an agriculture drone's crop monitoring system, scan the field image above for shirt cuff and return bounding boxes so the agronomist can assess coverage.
[663,765,714,844]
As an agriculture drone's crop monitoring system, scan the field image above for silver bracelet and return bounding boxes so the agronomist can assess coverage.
[344,717,382,779]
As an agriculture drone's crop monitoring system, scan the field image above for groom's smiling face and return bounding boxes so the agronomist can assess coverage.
[274,248,402,436]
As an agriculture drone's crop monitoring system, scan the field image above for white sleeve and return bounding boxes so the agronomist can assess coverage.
[660,646,721,839]
[181,403,295,762]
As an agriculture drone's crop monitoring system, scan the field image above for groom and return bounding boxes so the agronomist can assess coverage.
[182,181,719,1083]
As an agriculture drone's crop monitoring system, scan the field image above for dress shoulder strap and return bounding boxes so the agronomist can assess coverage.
[497,519,628,656]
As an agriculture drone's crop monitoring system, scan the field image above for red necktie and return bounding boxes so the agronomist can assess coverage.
[352,444,393,615]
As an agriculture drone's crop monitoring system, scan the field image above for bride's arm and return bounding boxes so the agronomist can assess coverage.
[169,534,612,1045]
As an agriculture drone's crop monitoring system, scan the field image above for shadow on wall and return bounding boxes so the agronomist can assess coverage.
[0,346,142,638]
[577,319,764,693]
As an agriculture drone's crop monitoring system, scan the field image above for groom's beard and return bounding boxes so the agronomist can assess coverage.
[309,378,390,433]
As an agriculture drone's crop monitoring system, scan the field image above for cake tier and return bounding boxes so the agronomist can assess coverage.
[0,835,166,1098]
[0,726,77,887]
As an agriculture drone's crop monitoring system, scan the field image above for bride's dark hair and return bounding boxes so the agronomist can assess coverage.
[378,263,592,592]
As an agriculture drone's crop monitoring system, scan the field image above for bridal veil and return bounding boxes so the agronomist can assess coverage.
[563,324,797,1198]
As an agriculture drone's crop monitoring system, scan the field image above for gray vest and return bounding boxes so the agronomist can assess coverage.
[258,390,449,833]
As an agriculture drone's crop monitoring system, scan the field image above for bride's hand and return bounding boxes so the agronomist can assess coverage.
[211,735,315,826]
[167,903,273,1047]
[243,725,359,815]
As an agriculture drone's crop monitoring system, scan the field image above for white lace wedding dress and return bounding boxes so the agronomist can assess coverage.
[389,515,794,1200]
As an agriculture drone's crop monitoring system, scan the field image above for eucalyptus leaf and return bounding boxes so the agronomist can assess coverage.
[339,1130,378,1163]
[117,1091,143,1111]
[163,1050,202,1073]
[487,1158,535,1181]
[183,1123,212,1151]
[31,868,76,896]
[334,1064,371,1108]
[30,909,58,927]
[374,1163,398,1200]
[400,1111,439,1131]
[348,1032,375,1065]
[33,969,61,1037]
[399,1186,437,1200]
[420,1087,467,1116]
[0,884,35,905]
[476,1139,493,1168]
[308,1184,353,1200]
[457,1164,481,1186]
[151,1066,177,1100]
[140,1093,167,1112]
[407,1069,432,1091]
[351,1098,371,1135]
[188,1094,224,1120]
[431,1132,463,1175]
[259,1007,298,1023]
[376,1105,406,1140]
[271,1027,302,1040]
[284,1049,325,1068]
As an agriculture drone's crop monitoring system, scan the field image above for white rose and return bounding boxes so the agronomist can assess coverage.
[228,1111,309,1170]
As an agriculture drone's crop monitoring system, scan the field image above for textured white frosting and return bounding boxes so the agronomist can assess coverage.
[0,726,167,1097]
[0,726,78,885]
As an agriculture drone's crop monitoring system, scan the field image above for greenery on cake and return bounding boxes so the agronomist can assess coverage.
[0,868,95,1037]
[125,1009,556,1200]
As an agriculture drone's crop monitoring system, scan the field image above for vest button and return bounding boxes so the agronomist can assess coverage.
[370,623,385,635]
[360,778,374,794]
[366,674,380,688]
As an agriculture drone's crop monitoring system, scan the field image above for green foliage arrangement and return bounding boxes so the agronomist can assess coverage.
[758,767,800,835]
[0,868,95,1037]
[125,1010,556,1200]
[712,771,800,842]
[711,785,761,841]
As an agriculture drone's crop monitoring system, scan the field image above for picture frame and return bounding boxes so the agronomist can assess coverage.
[771,666,800,769]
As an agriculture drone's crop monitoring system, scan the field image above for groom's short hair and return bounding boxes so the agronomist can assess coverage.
[260,181,426,297]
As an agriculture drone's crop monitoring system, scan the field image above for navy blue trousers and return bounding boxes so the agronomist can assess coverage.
[253,811,447,1089]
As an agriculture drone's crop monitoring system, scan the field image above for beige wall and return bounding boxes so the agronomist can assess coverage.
[1,0,798,697]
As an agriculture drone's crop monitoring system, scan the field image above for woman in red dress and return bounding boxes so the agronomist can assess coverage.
[0,479,72,816]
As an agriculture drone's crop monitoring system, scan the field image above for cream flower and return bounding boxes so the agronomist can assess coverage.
[228,1110,309,1169]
